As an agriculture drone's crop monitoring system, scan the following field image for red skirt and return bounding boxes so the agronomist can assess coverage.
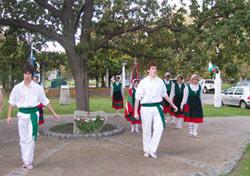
[112,97,123,110]
[183,104,203,123]
[170,96,184,118]
[170,111,184,118]
[162,99,171,114]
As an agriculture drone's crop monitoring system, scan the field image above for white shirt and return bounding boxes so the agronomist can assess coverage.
[135,76,168,104]
[170,83,186,100]
[163,79,171,85]
[181,83,203,108]
[9,81,49,108]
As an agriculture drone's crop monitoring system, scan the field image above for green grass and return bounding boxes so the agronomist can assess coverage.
[222,144,250,176]
[204,105,250,117]
[48,97,116,114]
[38,99,250,118]
[1,97,249,119]
[0,97,116,119]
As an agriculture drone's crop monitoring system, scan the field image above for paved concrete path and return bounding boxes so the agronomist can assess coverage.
[1,114,250,176]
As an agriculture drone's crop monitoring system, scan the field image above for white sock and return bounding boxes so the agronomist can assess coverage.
[193,123,199,136]
[178,118,183,129]
[130,124,135,132]
[188,123,194,135]
[135,124,139,130]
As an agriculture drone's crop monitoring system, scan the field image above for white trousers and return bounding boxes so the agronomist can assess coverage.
[141,107,164,153]
[17,112,38,165]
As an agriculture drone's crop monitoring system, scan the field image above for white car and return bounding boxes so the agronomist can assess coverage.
[222,86,250,108]
[200,79,215,94]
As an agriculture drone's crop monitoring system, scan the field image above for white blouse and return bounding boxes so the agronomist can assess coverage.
[163,79,171,85]
[170,83,186,100]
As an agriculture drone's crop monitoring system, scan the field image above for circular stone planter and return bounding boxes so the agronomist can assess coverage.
[42,123,124,139]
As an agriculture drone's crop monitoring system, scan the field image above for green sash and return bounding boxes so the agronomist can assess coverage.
[19,107,39,141]
[141,102,165,128]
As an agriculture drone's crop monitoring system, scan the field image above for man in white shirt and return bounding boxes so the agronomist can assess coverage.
[134,62,178,158]
[7,64,60,170]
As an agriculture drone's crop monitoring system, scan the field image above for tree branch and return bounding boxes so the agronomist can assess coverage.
[95,22,185,50]
[61,0,76,44]
[80,0,93,43]
[94,25,141,50]
[34,0,62,18]
[142,22,186,34]
[74,4,85,31]
[102,45,166,60]
[0,18,65,46]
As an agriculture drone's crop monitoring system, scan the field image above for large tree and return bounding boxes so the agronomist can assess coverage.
[188,0,250,79]
[0,0,184,110]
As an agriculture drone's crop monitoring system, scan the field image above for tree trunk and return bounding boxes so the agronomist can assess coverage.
[40,62,45,87]
[2,80,6,91]
[108,75,112,87]
[95,75,99,88]
[101,73,105,87]
[65,47,89,111]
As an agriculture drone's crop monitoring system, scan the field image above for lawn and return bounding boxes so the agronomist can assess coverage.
[204,105,250,117]
[0,97,116,119]
[0,97,249,119]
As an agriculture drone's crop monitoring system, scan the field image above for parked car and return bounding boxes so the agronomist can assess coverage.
[200,79,215,94]
[222,86,250,108]
[236,79,250,86]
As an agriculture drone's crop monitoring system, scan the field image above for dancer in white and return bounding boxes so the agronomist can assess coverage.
[7,64,60,169]
[134,62,178,158]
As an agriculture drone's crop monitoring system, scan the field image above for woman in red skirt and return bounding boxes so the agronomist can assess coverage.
[170,74,185,129]
[162,72,176,125]
[111,76,124,112]
[181,74,203,137]
[124,79,141,132]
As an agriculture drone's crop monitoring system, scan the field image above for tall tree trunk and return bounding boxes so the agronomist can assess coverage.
[108,75,112,87]
[95,75,99,88]
[65,47,89,111]
[101,73,105,87]
[2,80,6,91]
